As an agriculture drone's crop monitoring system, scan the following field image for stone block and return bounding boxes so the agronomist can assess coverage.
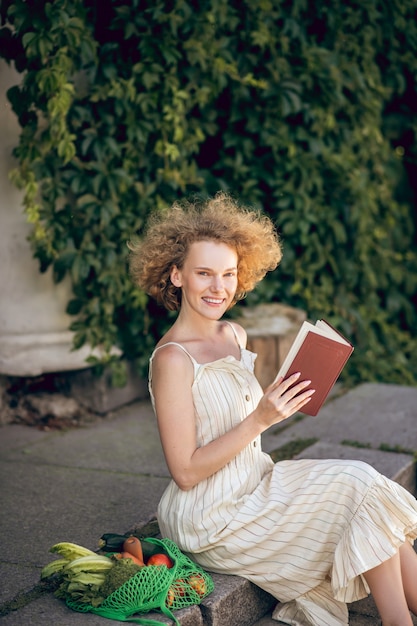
[294,441,416,493]
[200,573,275,626]
[141,605,204,625]
[64,360,149,414]
[235,303,306,389]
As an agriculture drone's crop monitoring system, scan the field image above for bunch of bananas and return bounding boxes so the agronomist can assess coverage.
[41,542,113,606]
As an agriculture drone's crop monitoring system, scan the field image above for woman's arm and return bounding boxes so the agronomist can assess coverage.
[151,344,314,491]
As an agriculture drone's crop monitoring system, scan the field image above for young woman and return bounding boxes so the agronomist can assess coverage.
[129,193,417,626]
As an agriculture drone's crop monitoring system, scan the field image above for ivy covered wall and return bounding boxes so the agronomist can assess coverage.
[1,0,416,385]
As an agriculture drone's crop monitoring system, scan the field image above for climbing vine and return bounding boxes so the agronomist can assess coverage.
[1,0,416,385]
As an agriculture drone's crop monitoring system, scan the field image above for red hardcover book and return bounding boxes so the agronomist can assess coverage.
[274,320,354,416]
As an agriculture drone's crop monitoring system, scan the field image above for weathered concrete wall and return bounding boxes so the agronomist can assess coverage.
[0,60,96,376]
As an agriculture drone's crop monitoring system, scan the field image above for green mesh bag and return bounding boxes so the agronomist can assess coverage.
[66,538,214,625]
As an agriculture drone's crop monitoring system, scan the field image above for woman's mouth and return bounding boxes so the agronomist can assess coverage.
[203,297,225,305]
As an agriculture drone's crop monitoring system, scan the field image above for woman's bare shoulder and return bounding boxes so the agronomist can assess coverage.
[152,340,193,371]
[225,320,247,348]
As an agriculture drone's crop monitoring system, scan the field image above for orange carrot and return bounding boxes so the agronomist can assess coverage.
[114,550,144,566]
[122,537,145,565]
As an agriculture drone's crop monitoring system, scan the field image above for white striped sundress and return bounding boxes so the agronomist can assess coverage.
[149,334,417,626]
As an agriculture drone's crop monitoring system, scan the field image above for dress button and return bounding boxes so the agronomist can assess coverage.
[245,394,250,401]
[253,441,257,447]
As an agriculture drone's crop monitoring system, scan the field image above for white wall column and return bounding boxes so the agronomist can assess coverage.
[0,60,97,376]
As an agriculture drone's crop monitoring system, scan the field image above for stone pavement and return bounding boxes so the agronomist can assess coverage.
[1,382,417,625]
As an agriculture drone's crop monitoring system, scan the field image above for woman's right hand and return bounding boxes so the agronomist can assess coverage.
[254,372,315,429]
[153,347,314,489]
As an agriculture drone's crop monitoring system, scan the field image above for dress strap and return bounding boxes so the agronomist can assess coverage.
[225,321,243,349]
[151,341,197,364]
[150,323,242,369]
[148,342,197,403]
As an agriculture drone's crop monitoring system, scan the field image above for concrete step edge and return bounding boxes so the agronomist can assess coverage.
[142,573,275,626]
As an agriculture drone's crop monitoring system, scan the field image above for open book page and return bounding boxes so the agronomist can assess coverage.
[315,320,351,344]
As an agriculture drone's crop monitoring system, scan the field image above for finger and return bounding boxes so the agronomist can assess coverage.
[281,378,312,401]
[287,388,315,413]
[271,371,301,392]
[274,386,315,416]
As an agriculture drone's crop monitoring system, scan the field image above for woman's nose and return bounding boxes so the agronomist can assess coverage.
[210,276,223,291]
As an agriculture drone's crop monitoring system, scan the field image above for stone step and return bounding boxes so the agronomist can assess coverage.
[140,575,417,626]
[252,597,417,626]
[2,382,416,626]
[141,574,275,626]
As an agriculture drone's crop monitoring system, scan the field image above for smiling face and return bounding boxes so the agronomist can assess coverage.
[170,240,238,320]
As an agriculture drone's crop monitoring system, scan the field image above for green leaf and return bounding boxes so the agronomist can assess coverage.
[71,254,90,283]
[76,194,99,208]
[21,31,37,48]
[66,298,84,315]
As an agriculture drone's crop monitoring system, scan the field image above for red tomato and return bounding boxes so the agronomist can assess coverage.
[147,553,174,568]
[188,573,207,597]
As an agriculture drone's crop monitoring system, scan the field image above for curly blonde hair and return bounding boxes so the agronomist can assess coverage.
[129,192,282,311]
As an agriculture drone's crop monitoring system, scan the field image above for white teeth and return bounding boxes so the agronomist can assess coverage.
[204,298,223,304]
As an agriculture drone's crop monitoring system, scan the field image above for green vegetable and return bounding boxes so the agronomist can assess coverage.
[98,533,128,552]
[98,533,163,563]
[141,539,166,562]
[52,553,113,606]
[100,558,142,598]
